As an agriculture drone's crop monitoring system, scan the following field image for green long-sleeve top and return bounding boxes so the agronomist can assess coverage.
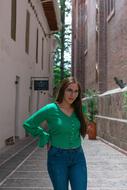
[23,102,87,149]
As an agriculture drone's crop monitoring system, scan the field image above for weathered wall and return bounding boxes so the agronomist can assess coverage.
[96,88,127,151]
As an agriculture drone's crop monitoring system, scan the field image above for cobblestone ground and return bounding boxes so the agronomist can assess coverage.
[0,136,127,190]
[84,139,127,190]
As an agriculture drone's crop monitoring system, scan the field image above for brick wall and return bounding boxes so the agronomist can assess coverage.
[98,0,107,92]
[85,0,97,90]
[72,0,127,150]
[106,0,127,90]
[72,0,86,92]
[72,0,127,91]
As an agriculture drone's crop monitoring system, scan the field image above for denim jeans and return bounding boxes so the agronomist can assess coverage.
[47,146,87,190]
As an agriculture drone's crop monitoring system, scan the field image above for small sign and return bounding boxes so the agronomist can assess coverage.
[34,80,49,91]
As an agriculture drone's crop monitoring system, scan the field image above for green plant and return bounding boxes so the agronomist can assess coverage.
[83,89,98,122]
[122,91,127,112]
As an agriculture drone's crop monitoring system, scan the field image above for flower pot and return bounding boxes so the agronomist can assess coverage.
[87,122,96,140]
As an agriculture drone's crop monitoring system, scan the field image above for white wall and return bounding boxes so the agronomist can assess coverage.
[0,0,57,149]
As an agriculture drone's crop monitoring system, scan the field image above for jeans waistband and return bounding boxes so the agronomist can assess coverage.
[50,145,81,152]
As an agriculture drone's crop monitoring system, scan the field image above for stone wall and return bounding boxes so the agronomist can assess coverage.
[96,88,127,151]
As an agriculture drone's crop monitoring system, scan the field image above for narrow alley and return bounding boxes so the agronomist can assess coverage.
[0,136,127,190]
[0,1,127,190]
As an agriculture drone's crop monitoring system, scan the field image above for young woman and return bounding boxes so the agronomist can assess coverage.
[23,77,87,190]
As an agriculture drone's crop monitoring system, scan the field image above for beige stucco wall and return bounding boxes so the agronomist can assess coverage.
[0,0,58,149]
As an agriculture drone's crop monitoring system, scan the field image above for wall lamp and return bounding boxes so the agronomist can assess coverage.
[114,77,126,89]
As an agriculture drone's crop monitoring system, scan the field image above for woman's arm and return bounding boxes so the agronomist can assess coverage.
[23,104,50,147]
[82,103,89,129]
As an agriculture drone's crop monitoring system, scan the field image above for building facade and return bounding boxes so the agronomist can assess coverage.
[72,0,127,151]
[0,0,60,149]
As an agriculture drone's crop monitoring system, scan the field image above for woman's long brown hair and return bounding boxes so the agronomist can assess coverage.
[56,77,87,138]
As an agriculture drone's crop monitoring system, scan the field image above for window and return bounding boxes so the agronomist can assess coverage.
[36,28,39,63]
[41,38,44,70]
[96,0,99,63]
[84,1,88,55]
[95,1,99,83]
[25,10,30,54]
[11,0,17,40]
[95,64,99,83]
[107,0,115,22]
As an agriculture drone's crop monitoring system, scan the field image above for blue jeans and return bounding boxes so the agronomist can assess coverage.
[47,146,87,190]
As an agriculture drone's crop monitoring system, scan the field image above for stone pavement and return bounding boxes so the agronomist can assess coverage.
[0,136,127,190]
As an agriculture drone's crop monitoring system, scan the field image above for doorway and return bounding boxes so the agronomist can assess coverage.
[14,76,20,140]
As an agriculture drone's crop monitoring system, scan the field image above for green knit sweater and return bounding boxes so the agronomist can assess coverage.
[23,103,87,148]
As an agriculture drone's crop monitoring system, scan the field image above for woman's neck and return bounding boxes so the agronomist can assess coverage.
[58,101,72,109]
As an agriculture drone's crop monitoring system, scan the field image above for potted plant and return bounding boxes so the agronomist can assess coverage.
[83,89,98,139]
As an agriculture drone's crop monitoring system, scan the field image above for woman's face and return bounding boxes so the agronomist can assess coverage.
[63,82,79,105]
